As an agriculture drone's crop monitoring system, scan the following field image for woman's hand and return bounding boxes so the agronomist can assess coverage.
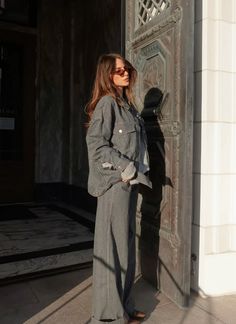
[121,161,136,182]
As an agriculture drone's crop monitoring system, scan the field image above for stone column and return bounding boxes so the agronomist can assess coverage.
[192,0,236,295]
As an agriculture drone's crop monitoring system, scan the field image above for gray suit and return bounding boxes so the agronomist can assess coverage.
[86,95,150,323]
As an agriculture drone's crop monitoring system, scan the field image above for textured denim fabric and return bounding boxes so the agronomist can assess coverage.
[91,181,139,324]
[86,95,149,197]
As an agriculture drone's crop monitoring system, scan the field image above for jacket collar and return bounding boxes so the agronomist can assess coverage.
[119,97,131,110]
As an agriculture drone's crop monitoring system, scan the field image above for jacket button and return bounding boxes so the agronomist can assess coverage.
[119,129,123,133]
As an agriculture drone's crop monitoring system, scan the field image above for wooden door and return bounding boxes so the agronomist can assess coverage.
[126,0,194,307]
[0,30,36,203]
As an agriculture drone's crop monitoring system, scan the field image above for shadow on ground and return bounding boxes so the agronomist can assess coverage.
[0,267,93,324]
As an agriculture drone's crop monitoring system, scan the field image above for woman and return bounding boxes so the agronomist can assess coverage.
[86,53,152,324]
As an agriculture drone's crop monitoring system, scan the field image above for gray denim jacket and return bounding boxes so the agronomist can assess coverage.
[86,95,151,197]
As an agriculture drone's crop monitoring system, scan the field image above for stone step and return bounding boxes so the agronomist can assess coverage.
[0,249,93,282]
[0,203,94,282]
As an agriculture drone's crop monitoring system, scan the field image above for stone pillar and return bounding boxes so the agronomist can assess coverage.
[192,0,236,295]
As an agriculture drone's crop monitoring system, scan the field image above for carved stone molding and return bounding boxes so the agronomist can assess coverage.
[131,7,182,47]
[126,0,194,305]
[159,228,180,266]
[128,19,182,267]
[160,121,182,136]
[134,40,167,108]
[137,218,180,267]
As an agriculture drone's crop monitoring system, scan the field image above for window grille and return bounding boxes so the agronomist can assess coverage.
[0,0,5,14]
[137,0,170,27]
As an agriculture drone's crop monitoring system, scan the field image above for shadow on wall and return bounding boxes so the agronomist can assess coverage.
[139,87,172,289]
[137,1,217,322]
[139,86,197,307]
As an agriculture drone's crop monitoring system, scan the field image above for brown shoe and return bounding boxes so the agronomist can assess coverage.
[128,319,141,324]
[130,310,146,320]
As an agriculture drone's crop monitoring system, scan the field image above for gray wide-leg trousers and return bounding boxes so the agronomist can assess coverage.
[91,181,139,324]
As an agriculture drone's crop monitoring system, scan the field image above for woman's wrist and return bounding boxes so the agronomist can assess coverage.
[121,161,136,181]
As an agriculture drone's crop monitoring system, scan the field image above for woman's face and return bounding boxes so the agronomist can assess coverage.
[112,58,129,89]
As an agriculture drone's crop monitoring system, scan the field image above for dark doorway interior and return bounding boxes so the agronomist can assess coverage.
[0,1,37,203]
[0,29,36,203]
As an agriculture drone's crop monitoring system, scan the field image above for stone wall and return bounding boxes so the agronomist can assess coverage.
[192,0,236,295]
[69,0,123,188]
[36,0,66,183]
[36,0,123,189]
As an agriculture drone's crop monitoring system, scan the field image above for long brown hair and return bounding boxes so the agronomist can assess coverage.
[85,53,137,126]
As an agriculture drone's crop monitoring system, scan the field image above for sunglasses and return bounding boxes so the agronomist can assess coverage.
[113,66,131,77]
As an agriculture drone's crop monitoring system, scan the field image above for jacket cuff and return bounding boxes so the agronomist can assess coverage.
[116,158,131,172]
[121,161,136,181]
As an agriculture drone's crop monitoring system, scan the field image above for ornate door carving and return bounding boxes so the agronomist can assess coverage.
[126,0,194,307]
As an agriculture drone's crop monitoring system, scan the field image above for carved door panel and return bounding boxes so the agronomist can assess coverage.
[126,1,194,307]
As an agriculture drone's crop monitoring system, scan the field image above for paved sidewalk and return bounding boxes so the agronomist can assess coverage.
[0,267,235,324]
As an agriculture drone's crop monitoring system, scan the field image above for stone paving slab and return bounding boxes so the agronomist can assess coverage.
[0,267,235,324]
[0,204,94,280]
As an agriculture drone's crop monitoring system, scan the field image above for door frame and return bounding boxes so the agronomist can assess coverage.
[125,0,194,307]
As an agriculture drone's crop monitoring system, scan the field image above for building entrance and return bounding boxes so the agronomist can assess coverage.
[126,0,194,307]
[0,29,36,202]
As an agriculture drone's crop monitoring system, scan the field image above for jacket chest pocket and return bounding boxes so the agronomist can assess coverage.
[113,122,136,135]
[112,122,138,154]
